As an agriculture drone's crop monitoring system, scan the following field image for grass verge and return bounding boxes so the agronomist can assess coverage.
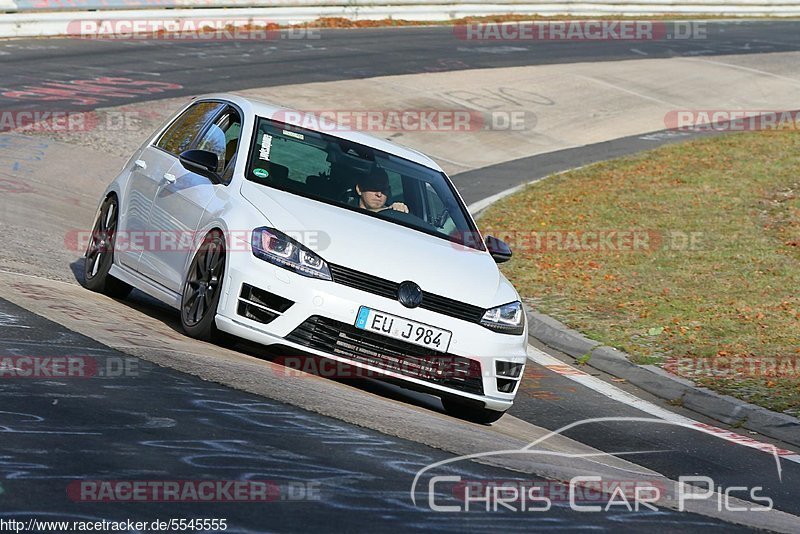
[479,129,800,416]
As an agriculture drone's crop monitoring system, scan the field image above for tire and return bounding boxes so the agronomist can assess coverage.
[442,398,506,424]
[180,230,227,342]
[83,194,133,299]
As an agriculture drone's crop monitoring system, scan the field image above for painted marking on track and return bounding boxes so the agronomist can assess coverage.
[0,312,30,329]
[545,363,588,376]
[638,130,693,142]
[527,344,800,464]
[456,46,529,54]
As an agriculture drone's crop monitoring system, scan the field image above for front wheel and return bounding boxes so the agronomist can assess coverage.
[180,230,226,342]
[83,194,133,299]
[441,398,506,424]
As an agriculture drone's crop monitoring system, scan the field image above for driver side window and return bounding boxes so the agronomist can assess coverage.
[196,107,242,175]
[424,181,455,233]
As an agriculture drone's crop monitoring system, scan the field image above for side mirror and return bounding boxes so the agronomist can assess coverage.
[485,235,512,264]
[179,149,221,183]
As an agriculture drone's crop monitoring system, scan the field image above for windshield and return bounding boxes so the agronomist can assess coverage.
[246,117,484,250]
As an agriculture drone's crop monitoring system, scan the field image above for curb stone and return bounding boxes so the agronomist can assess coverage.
[524,307,800,448]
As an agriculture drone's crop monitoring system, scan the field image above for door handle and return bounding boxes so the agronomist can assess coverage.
[163,173,176,184]
[134,159,147,170]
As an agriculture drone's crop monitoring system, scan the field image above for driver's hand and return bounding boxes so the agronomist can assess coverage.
[389,202,409,213]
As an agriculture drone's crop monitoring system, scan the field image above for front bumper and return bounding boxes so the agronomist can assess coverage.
[215,253,527,412]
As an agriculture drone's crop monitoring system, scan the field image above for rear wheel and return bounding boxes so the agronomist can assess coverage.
[180,230,226,342]
[442,398,506,424]
[83,194,133,298]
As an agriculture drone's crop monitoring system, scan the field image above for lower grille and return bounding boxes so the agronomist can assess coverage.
[238,301,278,325]
[496,361,524,378]
[496,378,518,393]
[285,316,484,395]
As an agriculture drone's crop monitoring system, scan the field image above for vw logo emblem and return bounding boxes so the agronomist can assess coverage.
[397,281,423,309]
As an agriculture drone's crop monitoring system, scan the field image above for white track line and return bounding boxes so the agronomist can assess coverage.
[572,73,683,107]
[677,56,800,88]
[527,344,800,465]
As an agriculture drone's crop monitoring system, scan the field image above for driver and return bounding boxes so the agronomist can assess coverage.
[356,168,409,213]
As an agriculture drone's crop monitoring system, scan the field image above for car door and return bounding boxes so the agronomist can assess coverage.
[138,104,242,293]
[118,145,175,271]
[119,101,224,273]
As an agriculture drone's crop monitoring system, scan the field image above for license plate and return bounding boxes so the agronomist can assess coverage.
[355,306,452,352]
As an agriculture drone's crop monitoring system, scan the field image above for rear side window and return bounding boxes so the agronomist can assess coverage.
[156,102,225,156]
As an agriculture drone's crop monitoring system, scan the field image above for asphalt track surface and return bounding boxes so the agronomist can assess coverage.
[1,20,800,114]
[1,21,799,531]
[0,298,746,532]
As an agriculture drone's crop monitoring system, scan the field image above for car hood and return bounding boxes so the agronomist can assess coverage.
[241,181,516,309]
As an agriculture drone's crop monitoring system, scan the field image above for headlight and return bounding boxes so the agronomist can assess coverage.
[251,227,332,281]
[481,301,524,335]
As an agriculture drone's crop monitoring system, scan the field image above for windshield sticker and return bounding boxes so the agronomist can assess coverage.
[282,130,305,141]
[259,134,273,161]
[252,168,269,179]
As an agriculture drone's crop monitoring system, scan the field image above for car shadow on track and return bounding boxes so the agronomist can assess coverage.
[68,257,448,416]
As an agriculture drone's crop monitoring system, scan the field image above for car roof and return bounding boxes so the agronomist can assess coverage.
[197,93,445,173]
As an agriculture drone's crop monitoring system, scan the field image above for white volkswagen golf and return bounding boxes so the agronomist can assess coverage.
[84,94,527,423]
